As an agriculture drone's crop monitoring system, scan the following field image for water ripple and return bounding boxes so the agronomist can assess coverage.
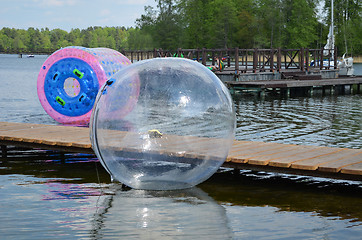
[235,95,362,149]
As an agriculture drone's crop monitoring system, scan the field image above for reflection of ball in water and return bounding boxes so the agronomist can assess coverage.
[90,58,235,190]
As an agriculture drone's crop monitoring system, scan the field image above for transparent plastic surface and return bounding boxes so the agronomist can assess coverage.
[91,58,235,190]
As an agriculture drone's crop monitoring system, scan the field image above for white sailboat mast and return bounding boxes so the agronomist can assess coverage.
[323,0,335,57]
[331,0,334,51]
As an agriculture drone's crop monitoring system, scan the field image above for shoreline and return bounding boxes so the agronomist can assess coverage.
[1,52,362,63]
[352,56,362,63]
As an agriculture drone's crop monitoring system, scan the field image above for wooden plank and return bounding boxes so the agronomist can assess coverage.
[184,139,227,159]
[225,77,362,89]
[294,75,321,80]
[1,121,361,178]
[244,145,303,165]
[0,122,45,131]
[226,141,272,162]
[259,145,321,167]
[4,126,83,146]
[317,151,362,173]
[288,147,345,170]
[229,142,286,156]
[0,139,94,154]
[340,160,362,175]
[95,129,229,160]
[229,140,259,152]
[0,122,91,148]
[230,143,298,164]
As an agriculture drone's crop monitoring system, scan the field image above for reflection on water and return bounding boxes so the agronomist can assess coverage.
[0,159,361,239]
[91,186,232,239]
[202,170,362,239]
[1,159,232,239]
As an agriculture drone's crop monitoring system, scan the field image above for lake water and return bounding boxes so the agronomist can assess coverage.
[0,54,361,239]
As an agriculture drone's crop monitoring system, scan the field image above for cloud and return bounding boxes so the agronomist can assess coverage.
[100,9,111,16]
[1,0,157,31]
[32,0,77,7]
[123,0,150,5]
[105,0,152,6]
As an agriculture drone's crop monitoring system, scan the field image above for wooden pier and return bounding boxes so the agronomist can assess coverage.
[120,47,361,96]
[1,122,361,180]
[226,76,362,96]
[123,47,339,74]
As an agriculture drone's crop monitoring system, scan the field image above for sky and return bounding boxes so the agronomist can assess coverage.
[0,0,157,32]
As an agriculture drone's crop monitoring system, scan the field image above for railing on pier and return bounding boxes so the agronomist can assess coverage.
[121,47,338,74]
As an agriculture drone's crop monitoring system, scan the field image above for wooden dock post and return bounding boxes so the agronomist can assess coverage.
[334,46,338,69]
[211,50,215,66]
[258,89,265,98]
[277,48,281,72]
[320,47,324,70]
[202,48,206,66]
[280,88,290,98]
[253,48,258,73]
[153,48,158,58]
[1,145,7,158]
[322,86,326,95]
[305,48,310,72]
[270,48,274,73]
[300,48,305,71]
[235,47,239,75]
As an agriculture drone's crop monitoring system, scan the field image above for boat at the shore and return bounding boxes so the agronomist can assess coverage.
[311,0,354,75]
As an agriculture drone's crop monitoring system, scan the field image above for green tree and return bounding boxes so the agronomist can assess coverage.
[50,29,69,49]
[324,0,362,55]
[127,27,154,50]
[27,28,41,51]
[0,32,12,52]
[94,27,108,47]
[13,34,27,52]
[82,27,98,48]
[234,0,256,48]
[114,27,129,51]
[106,35,116,49]
[40,28,52,52]
[283,0,318,48]
[137,0,184,49]
[68,28,82,46]
[180,0,211,48]
[252,0,285,48]
[207,0,238,48]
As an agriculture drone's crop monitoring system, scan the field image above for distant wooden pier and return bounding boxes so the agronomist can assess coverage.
[225,75,362,96]
[120,47,361,96]
[122,47,339,73]
[1,122,361,180]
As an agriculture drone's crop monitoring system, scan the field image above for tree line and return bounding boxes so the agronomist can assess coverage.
[0,0,361,55]
[0,27,135,54]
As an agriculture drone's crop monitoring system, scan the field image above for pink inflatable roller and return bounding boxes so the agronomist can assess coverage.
[37,46,131,126]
